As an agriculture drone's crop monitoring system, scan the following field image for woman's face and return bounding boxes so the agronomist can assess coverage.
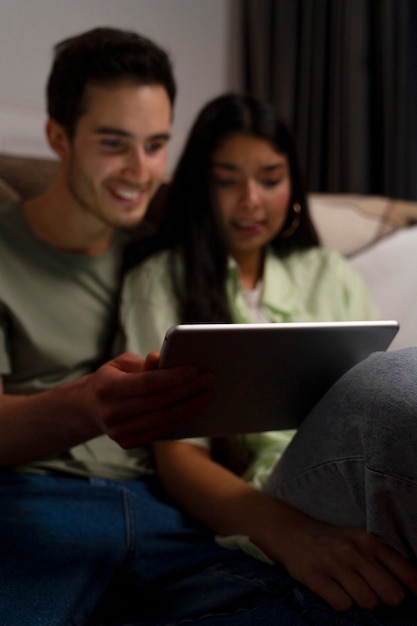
[211,134,292,266]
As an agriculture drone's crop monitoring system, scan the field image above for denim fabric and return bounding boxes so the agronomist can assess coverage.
[266,347,417,560]
[3,346,417,626]
[0,472,416,624]
[0,472,308,626]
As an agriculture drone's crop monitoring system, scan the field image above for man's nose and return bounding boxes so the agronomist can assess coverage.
[123,147,149,181]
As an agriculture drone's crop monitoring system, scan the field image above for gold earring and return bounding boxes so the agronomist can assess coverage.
[279,203,301,238]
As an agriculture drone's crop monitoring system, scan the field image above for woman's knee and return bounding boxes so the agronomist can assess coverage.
[340,348,417,409]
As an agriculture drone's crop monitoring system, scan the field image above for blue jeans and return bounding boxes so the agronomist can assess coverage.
[266,348,417,562]
[0,472,309,626]
[1,474,415,626]
[3,347,417,626]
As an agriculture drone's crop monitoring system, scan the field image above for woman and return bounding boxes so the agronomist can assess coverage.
[119,94,417,619]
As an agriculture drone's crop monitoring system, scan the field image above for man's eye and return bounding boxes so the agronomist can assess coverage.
[101,139,125,152]
[145,140,165,155]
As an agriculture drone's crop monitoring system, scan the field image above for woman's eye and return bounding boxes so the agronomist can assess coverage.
[260,178,281,188]
[213,178,238,188]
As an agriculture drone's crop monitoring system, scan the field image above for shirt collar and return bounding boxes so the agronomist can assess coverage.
[227,249,300,321]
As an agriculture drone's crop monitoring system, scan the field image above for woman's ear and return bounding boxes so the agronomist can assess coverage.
[45,118,70,159]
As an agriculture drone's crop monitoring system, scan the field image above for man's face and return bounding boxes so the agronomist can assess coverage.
[64,81,171,231]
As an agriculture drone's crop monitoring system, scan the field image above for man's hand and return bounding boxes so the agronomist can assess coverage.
[87,351,215,447]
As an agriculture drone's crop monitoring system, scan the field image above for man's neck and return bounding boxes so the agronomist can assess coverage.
[22,179,114,256]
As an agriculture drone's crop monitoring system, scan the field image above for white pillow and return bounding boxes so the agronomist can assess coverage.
[350,225,417,350]
[309,193,417,258]
[308,194,394,256]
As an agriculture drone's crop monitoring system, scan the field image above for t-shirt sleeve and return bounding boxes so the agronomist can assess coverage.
[119,252,180,357]
[119,254,210,450]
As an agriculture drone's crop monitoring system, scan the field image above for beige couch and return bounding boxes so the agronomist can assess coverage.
[2,152,417,350]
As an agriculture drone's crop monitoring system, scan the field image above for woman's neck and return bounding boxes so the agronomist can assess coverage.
[235,249,264,290]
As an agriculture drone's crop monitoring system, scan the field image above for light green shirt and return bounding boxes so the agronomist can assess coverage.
[120,247,378,355]
[119,246,379,487]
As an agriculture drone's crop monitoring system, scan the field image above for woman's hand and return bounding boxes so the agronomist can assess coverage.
[258,505,417,612]
[153,440,417,613]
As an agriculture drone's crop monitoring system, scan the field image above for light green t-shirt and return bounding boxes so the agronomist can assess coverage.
[0,201,153,480]
[119,246,379,488]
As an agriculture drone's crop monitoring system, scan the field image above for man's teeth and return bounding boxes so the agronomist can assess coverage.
[113,188,142,200]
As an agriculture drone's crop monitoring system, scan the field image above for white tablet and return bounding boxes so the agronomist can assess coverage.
[159,321,399,438]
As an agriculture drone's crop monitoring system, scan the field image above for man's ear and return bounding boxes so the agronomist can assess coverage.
[45,118,70,159]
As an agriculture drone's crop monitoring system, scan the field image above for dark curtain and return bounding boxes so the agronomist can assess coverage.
[242,0,417,199]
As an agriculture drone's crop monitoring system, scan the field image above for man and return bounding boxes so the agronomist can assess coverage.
[0,27,308,625]
[0,28,214,466]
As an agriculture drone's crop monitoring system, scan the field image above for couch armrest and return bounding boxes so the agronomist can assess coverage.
[0,153,59,200]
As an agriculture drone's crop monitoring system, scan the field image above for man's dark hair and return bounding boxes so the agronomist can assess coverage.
[47,26,176,138]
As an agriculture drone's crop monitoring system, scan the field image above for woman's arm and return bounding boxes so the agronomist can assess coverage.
[153,439,417,612]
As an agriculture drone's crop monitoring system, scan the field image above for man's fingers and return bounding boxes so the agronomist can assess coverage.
[110,351,147,373]
[93,352,216,446]
[105,388,215,447]
[101,356,214,399]
[135,367,215,398]
[107,368,215,407]
[144,351,160,371]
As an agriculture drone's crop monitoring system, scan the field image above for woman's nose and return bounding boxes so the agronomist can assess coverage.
[242,179,260,209]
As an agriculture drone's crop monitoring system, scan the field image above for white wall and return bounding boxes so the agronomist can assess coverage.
[0,0,241,171]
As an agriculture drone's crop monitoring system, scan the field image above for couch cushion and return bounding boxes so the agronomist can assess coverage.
[0,176,19,201]
[309,193,417,257]
[0,153,58,200]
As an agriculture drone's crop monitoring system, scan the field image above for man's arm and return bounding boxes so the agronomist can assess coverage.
[0,352,215,466]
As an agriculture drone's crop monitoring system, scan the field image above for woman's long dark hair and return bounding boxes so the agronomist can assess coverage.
[126,93,320,324]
